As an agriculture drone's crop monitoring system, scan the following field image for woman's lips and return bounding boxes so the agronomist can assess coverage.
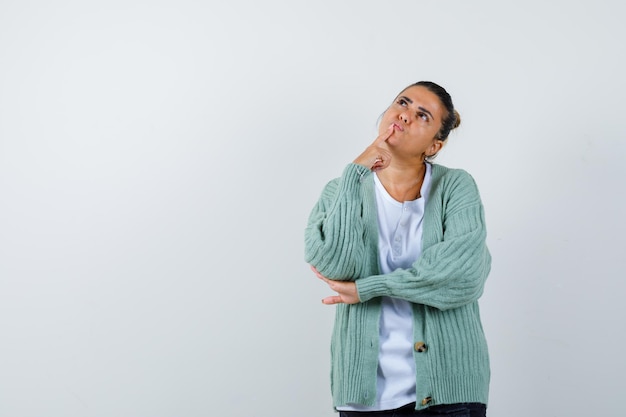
[392,123,404,132]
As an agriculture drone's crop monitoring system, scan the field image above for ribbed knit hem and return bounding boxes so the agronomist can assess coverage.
[415,373,490,410]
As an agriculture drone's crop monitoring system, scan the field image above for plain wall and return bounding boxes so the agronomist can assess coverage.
[1,1,625,416]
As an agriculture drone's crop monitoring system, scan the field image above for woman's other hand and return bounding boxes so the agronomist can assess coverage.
[310,265,360,305]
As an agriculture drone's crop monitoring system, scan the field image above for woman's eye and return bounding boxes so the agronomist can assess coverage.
[417,112,429,122]
[397,98,407,106]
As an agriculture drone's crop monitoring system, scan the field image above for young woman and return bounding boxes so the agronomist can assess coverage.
[305,81,491,416]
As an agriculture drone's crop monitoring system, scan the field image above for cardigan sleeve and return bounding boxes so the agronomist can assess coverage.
[355,171,491,310]
[304,163,376,281]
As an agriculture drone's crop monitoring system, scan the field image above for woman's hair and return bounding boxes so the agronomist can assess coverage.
[406,81,461,141]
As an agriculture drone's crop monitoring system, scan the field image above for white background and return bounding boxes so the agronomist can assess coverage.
[1,1,625,416]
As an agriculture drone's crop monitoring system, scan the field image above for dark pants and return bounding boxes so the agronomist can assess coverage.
[339,403,486,417]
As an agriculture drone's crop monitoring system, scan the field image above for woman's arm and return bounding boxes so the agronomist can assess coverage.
[304,128,395,280]
[356,173,491,310]
[304,163,376,281]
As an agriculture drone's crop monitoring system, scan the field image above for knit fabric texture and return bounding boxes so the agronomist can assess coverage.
[304,163,492,411]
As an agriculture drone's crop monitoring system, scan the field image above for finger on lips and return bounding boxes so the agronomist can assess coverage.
[375,124,394,144]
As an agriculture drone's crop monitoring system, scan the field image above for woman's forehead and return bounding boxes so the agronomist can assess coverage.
[397,86,445,116]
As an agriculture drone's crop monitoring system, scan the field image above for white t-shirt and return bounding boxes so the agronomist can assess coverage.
[338,163,431,412]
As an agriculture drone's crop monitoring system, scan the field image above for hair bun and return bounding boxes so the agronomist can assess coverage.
[453,110,461,129]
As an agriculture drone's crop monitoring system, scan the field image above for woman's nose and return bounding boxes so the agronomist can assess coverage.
[398,113,409,124]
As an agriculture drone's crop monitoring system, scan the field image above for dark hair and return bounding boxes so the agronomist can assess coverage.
[406,81,461,141]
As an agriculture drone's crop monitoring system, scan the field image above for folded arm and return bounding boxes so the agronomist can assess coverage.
[356,174,491,310]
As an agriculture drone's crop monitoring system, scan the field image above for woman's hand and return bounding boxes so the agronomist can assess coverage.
[310,265,360,305]
[353,124,393,172]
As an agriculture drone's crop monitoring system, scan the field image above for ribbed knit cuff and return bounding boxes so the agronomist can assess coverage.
[340,163,371,191]
[355,275,386,303]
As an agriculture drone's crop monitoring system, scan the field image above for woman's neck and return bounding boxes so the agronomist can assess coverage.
[376,161,427,202]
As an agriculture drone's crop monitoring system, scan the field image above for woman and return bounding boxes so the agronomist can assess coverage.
[304,81,491,416]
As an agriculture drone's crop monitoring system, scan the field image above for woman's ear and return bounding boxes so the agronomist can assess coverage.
[426,140,444,158]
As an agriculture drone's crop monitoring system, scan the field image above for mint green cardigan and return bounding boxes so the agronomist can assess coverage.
[304,163,491,411]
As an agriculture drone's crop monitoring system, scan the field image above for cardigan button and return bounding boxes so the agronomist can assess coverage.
[414,341,428,352]
[421,396,432,406]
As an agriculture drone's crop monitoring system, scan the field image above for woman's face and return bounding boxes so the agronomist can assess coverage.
[379,85,446,160]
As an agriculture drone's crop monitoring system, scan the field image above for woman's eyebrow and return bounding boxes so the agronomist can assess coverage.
[399,96,434,120]
[418,106,434,120]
